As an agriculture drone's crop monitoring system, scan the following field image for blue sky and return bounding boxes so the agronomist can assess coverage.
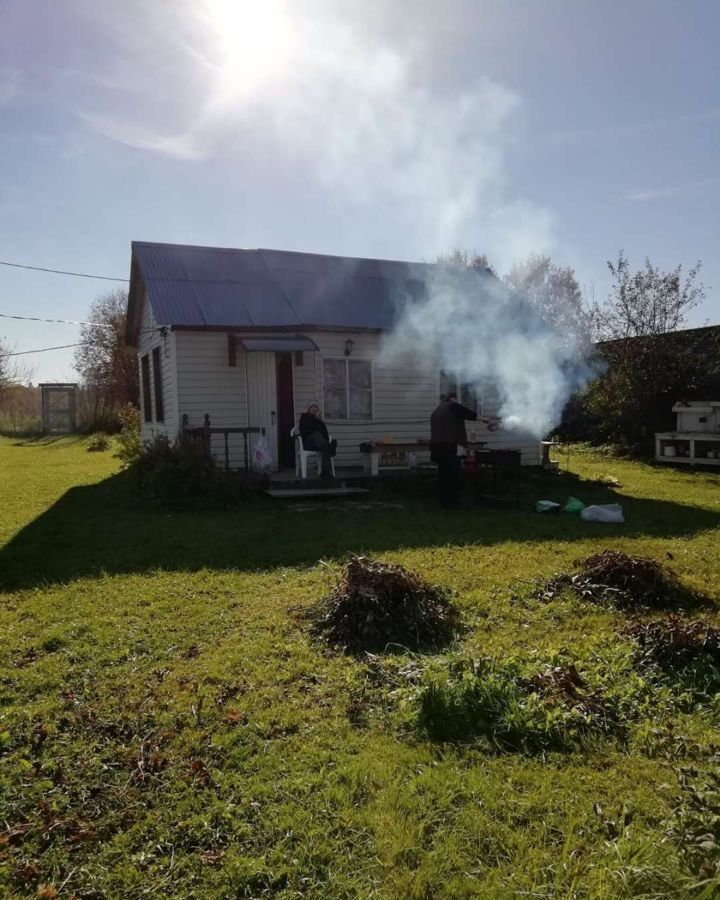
[1,0,718,382]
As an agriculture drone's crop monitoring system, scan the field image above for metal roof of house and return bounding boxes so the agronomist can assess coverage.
[127,241,497,344]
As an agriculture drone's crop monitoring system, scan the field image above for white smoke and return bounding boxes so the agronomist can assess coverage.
[381,267,594,438]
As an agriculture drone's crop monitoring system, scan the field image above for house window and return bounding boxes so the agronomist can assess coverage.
[141,354,152,422]
[323,358,373,420]
[152,347,164,423]
[440,370,480,415]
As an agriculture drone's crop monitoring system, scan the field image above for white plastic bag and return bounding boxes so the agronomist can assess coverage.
[580,503,625,524]
[251,435,273,472]
[536,500,561,513]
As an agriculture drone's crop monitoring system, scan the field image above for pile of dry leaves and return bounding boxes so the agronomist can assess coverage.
[308,555,460,653]
[538,550,700,609]
[622,616,720,668]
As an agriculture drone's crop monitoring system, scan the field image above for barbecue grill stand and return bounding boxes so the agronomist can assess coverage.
[468,448,522,507]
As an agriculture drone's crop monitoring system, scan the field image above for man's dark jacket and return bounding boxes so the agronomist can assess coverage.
[298,412,329,449]
[430,400,477,463]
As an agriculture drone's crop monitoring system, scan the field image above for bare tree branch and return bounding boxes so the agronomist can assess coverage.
[73,290,138,428]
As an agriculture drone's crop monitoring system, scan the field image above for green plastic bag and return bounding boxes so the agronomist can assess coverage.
[563,496,585,514]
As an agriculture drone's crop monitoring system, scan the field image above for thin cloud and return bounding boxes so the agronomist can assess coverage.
[0,66,20,105]
[77,111,205,161]
[544,106,720,145]
[625,176,720,203]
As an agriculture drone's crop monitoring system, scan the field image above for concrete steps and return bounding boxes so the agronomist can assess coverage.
[264,485,371,499]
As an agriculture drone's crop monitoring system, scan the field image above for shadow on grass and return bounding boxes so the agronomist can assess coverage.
[1,467,719,592]
[8,435,77,447]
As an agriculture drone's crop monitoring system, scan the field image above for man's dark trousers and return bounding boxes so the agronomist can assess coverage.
[435,447,462,507]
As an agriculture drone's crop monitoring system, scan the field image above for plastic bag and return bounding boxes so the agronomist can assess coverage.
[580,503,625,524]
[252,435,273,472]
[563,496,585,514]
[536,500,561,513]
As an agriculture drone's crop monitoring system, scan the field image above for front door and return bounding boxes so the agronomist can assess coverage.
[275,352,295,468]
[246,352,278,470]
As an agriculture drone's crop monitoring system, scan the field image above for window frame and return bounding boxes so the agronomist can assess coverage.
[141,353,152,423]
[152,346,164,423]
[321,357,374,422]
[439,370,482,417]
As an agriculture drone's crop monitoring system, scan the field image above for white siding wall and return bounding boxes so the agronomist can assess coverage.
[175,331,250,469]
[138,292,179,442]
[297,331,541,467]
[167,327,540,470]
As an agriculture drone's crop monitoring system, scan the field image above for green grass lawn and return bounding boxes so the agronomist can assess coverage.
[1,436,719,899]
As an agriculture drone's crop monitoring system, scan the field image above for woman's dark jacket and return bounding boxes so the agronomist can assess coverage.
[298,412,329,449]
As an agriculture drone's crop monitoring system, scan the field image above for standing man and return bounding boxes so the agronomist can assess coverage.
[430,392,478,506]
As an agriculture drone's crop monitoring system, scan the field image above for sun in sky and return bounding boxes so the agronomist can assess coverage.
[198,0,294,104]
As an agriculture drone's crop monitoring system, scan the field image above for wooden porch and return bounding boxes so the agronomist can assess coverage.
[263,466,372,498]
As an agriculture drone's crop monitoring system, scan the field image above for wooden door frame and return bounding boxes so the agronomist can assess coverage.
[245,351,279,470]
[275,352,296,469]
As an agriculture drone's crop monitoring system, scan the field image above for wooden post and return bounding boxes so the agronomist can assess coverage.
[41,389,49,434]
[203,414,211,459]
[68,388,77,433]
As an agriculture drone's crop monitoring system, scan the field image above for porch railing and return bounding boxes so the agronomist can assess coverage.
[181,414,265,473]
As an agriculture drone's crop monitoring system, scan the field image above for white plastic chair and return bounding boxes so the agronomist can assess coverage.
[291,427,336,479]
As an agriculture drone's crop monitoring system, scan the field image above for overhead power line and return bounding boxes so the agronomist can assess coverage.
[0,312,115,328]
[7,343,81,356]
[0,259,129,282]
[0,312,164,341]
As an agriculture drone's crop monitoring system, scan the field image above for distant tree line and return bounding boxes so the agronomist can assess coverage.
[1,291,139,434]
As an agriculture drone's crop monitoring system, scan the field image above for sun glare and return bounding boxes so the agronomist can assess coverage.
[205,0,292,101]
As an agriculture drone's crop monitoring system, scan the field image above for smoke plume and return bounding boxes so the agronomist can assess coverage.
[382,266,594,438]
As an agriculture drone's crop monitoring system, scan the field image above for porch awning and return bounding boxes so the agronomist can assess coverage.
[237,336,319,353]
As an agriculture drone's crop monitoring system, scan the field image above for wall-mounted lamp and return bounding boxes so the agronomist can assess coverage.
[344,338,354,357]
[159,325,170,357]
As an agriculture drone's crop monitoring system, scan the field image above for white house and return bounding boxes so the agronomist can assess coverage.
[126,242,541,472]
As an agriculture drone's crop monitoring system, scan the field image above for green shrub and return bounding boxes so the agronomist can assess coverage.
[135,435,253,509]
[115,403,141,467]
[86,432,111,452]
[417,657,617,752]
[0,413,42,435]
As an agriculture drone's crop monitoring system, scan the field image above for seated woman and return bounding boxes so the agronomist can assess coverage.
[298,402,337,478]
